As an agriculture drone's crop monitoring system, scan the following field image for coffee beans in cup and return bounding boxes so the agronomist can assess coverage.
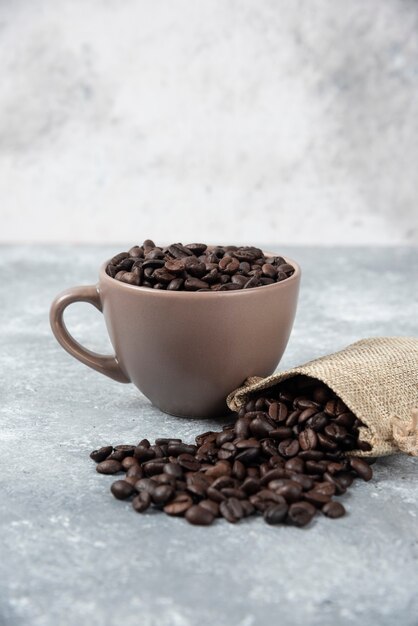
[91,377,375,527]
[106,240,295,291]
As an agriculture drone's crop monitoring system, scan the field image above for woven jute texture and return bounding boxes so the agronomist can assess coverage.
[227,337,418,457]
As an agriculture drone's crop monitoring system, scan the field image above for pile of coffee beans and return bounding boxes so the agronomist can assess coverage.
[106,240,295,291]
[91,376,374,527]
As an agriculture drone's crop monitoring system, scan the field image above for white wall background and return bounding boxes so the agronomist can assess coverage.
[0,0,417,245]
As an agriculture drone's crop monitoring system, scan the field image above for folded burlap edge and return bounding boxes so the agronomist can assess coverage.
[226,337,418,457]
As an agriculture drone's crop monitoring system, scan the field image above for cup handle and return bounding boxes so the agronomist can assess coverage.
[49,285,130,383]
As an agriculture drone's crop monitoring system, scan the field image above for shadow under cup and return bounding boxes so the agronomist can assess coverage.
[50,254,301,418]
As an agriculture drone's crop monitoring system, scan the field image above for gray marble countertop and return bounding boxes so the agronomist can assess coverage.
[1,245,417,626]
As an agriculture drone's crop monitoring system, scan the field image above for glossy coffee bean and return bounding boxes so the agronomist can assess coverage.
[96,460,123,474]
[349,457,373,481]
[185,505,215,526]
[90,446,113,463]
[111,480,135,500]
[322,501,346,518]
[288,501,316,527]
[132,491,151,512]
[162,496,192,517]
[264,503,288,525]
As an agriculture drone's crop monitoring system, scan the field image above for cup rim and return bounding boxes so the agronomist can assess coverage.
[99,250,301,297]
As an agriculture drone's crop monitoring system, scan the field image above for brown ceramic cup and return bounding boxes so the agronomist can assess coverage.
[49,253,301,417]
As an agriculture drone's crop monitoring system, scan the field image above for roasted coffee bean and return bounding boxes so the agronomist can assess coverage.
[235,438,260,449]
[163,494,193,516]
[221,488,246,499]
[349,457,373,481]
[288,501,316,527]
[284,457,304,474]
[220,498,243,523]
[322,501,346,518]
[232,460,246,481]
[336,472,354,488]
[216,431,235,446]
[260,439,278,457]
[177,454,200,471]
[260,468,287,485]
[317,433,338,451]
[241,477,261,495]
[110,480,135,500]
[163,463,183,478]
[287,473,314,491]
[211,476,235,490]
[335,412,356,429]
[298,407,318,424]
[270,427,293,441]
[107,449,129,462]
[268,402,288,422]
[185,505,215,526]
[235,446,259,463]
[199,499,220,517]
[205,460,232,478]
[323,473,347,495]
[134,478,158,494]
[184,277,209,291]
[96,460,123,474]
[299,428,318,450]
[152,485,175,505]
[126,465,143,479]
[278,439,300,458]
[249,415,276,438]
[298,450,324,461]
[167,443,197,456]
[134,446,155,462]
[187,475,210,497]
[308,412,329,431]
[206,487,227,502]
[324,424,347,441]
[273,481,303,503]
[286,410,301,427]
[122,456,140,470]
[304,489,332,507]
[132,491,151,512]
[305,460,327,475]
[264,503,288,525]
[314,482,336,497]
[143,460,167,476]
[90,446,113,463]
[217,442,237,461]
[234,417,251,439]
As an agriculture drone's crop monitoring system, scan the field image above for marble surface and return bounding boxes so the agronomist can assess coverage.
[0,245,418,626]
[1,0,418,245]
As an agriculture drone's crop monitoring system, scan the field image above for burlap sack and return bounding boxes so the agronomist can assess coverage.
[227,337,418,457]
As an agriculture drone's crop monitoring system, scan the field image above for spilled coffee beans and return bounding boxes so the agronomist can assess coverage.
[91,376,374,527]
[106,240,295,291]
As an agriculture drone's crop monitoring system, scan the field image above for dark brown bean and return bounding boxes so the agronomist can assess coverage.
[264,502,288,524]
[132,492,152,512]
[90,446,113,463]
[96,460,123,475]
[288,501,316,527]
[110,480,135,500]
[299,428,318,450]
[349,457,373,481]
[322,501,346,518]
[185,505,215,525]
[278,439,300,458]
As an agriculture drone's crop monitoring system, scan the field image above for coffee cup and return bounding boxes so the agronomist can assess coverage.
[50,252,300,417]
